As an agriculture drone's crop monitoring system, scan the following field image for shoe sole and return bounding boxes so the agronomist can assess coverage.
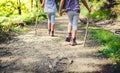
[71,44,77,46]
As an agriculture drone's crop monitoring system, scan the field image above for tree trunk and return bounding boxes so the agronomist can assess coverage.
[31,0,33,12]
[40,0,42,4]
[17,0,21,15]
[35,0,38,7]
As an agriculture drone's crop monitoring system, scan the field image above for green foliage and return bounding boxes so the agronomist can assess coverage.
[11,26,21,32]
[107,38,120,50]
[89,29,116,44]
[39,13,47,20]
[99,48,115,57]
[111,0,120,19]
[115,50,120,63]
[0,0,27,16]
[80,0,112,19]
[90,9,111,20]
[90,0,111,19]
[0,23,10,42]
[0,0,15,16]
[89,29,120,64]
[13,14,33,25]
[87,0,120,19]
[80,6,88,17]
[0,17,10,24]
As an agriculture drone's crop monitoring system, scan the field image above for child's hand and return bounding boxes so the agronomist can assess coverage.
[41,4,44,8]
[88,8,91,13]
[59,11,63,16]
[41,0,45,8]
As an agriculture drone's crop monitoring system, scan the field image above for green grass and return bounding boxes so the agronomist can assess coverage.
[89,29,120,64]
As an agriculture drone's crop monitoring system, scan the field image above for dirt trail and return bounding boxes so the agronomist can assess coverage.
[0,15,113,73]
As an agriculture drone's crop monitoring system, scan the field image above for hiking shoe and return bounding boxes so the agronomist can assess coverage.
[51,31,54,37]
[70,38,77,46]
[65,33,71,42]
[48,29,51,35]
[65,37,71,42]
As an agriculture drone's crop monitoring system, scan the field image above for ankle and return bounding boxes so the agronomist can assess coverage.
[48,29,51,35]
[49,29,51,31]
[71,37,76,42]
[51,31,54,36]
[67,32,72,37]
[70,37,77,46]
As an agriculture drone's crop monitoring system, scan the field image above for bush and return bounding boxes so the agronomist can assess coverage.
[90,9,111,20]
[80,0,112,20]
[111,0,120,19]
[107,38,120,51]
[0,24,10,42]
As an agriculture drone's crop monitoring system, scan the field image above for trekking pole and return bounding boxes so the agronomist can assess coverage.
[83,12,90,47]
[35,10,39,35]
[35,1,42,35]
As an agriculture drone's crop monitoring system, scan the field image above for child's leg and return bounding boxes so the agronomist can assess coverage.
[72,12,79,38]
[65,11,74,42]
[47,13,51,35]
[50,13,55,36]
[67,11,73,33]
[71,12,79,45]
[50,13,55,31]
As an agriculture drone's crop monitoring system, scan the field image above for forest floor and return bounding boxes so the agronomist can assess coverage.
[0,15,120,73]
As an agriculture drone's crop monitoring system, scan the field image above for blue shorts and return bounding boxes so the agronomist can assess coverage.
[67,11,79,30]
[47,12,55,25]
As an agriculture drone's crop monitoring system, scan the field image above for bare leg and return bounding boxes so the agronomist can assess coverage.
[72,30,77,38]
[66,11,73,42]
[65,25,72,42]
[51,24,54,36]
[70,12,79,46]
[51,24,54,31]
[70,30,77,46]
[68,25,72,33]
[48,23,51,35]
